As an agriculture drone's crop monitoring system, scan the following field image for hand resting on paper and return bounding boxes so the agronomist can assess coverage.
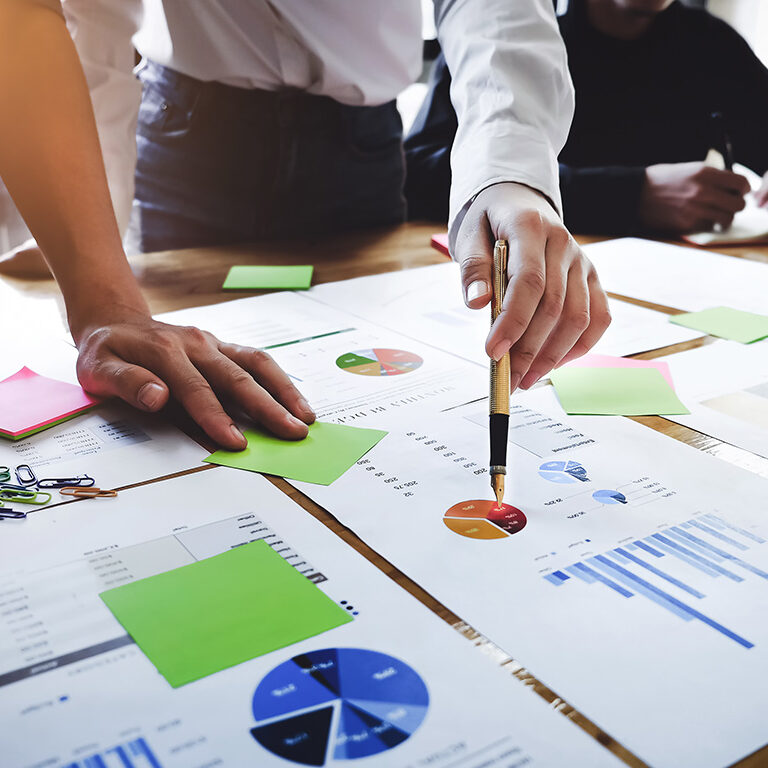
[454,182,611,392]
[73,308,316,450]
[639,162,750,233]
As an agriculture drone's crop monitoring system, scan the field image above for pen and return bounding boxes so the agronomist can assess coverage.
[710,111,734,171]
[490,239,510,509]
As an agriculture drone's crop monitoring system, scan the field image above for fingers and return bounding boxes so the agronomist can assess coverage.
[219,343,315,425]
[455,211,495,309]
[558,268,612,367]
[485,210,548,360]
[703,168,751,196]
[77,347,171,412]
[504,229,570,389]
[519,257,590,389]
[699,186,746,216]
[198,348,310,440]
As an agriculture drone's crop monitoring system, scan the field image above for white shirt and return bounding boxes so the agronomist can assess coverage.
[6,0,574,250]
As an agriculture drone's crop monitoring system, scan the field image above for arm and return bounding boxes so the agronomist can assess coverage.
[0,0,314,447]
[434,0,611,389]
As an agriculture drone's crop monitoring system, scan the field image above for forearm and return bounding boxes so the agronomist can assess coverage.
[0,2,147,337]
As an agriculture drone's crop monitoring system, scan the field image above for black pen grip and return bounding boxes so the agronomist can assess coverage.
[489,413,509,469]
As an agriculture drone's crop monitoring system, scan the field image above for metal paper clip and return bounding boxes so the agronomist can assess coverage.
[59,487,117,498]
[0,488,52,505]
[0,509,27,520]
[37,475,95,489]
[0,466,10,483]
[15,464,37,487]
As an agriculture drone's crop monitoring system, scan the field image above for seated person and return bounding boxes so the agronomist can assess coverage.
[405,0,768,235]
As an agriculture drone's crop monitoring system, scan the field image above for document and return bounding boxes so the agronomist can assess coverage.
[0,402,206,503]
[584,237,768,313]
[306,262,704,364]
[660,340,768,460]
[159,291,488,421]
[296,386,768,768]
[0,470,622,768]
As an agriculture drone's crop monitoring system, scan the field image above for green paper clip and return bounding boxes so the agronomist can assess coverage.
[0,488,52,505]
[0,467,10,483]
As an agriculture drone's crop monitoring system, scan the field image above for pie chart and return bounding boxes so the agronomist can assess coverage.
[538,460,590,484]
[593,489,628,505]
[443,500,527,540]
[251,648,429,765]
[336,349,423,377]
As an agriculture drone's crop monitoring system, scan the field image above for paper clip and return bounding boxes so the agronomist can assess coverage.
[37,475,95,489]
[0,508,27,520]
[15,464,37,487]
[0,488,52,505]
[0,466,10,483]
[59,487,117,499]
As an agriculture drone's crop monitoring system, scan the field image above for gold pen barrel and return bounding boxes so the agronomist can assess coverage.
[490,241,510,416]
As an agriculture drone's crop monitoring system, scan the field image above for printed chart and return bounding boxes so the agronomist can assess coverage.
[251,648,429,765]
[335,349,423,377]
[543,514,767,648]
[63,737,162,768]
[443,500,527,540]
[538,460,590,484]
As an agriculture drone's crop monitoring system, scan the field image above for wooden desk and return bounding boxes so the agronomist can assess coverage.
[4,223,768,768]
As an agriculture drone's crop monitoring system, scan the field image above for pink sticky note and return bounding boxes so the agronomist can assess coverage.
[0,367,100,439]
[564,354,674,389]
[431,233,450,257]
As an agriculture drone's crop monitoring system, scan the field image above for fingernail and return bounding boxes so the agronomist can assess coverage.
[298,397,316,418]
[466,280,489,303]
[137,382,165,410]
[288,414,306,429]
[230,424,246,446]
[491,339,511,361]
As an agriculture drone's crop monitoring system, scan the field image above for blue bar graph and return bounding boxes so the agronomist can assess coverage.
[64,738,162,768]
[543,514,764,648]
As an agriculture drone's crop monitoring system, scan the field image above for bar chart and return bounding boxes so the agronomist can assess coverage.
[62,737,162,768]
[543,514,767,648]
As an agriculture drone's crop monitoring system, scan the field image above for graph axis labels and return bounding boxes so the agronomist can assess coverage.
[336,349,424,377]
[251,648,429,765]
[443,500,527,540]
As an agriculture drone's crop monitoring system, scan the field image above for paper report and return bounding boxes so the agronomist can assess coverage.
[0,471,622,768]
[296,386,768,768]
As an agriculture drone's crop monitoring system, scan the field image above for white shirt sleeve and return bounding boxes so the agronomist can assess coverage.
[434,0,575,248]
[61,0,143,238]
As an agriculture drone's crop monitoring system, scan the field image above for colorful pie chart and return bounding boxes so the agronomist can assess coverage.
[251,648,429,765]
[443,500,527,540]
[538,460,590,484]
[336,349,423,377]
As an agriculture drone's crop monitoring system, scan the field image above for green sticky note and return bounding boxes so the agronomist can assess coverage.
[550,367,690,416]
[222,265,314,290]
[100,541,351,687]
[670,306,768,344]
[205,421,387,484]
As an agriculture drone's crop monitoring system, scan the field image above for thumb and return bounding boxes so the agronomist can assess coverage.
[454,213,495,309]
[78,351,170,412]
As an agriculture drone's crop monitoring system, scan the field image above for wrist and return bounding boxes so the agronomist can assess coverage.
[68,290,151,345]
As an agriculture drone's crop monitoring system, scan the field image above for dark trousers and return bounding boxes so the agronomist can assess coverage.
[128,61,407,253]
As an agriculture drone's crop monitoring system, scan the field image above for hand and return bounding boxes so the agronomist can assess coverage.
[756,171,768,208]
[639,162,750,233]
[0,240,51,278]
[73,308,316,450]
[455,182,611,390]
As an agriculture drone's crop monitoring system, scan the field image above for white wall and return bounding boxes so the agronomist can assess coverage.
[708,0,768,67]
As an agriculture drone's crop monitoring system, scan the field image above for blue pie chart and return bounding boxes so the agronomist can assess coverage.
[538,460,590,484]
[251,648,429,765]
[593,489,628,505]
